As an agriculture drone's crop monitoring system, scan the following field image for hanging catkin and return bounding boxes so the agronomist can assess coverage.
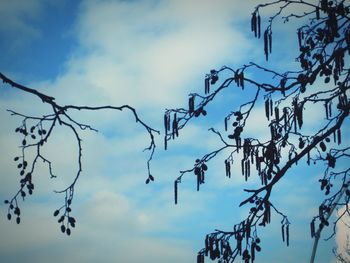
[265,98,270,120]
[264,29,269,60]
[257,14,261,38]
[174,180,178,204]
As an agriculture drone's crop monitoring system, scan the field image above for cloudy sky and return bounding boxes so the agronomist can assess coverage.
[0,0,348,262]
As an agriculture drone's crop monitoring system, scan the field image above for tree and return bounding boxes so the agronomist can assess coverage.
[0,72,159,235]
[164,0,350,262]
[1,0,350,262]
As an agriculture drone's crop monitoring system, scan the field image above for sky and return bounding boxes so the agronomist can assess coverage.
[0,0,349,263]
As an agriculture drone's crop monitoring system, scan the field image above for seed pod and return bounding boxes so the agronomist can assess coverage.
[280,78,286,96]
[255,152,259,171]
[264,202,271,223]
[320,141,327,152]
[251,242,256,261]
[310,220,315,238]
[286,224,290,246]
[174,180,178,205]
[58,216,64,223]
[224,117,228,131]
[293,113,297,133]
[283,108,288,130]
[274,107,279,121]
[234,71,239,86]
[247,160,250,177]
[172,114,178,139]
[251,12,257,35]
[257,14,261,38]
[242,249,249,260]
[246,223,251,240]
[264,29,269,60]
[270,98,273,117]
[14,207,20,215]
[298,29,302,47]
[164,114,168,132]
[205,77,210,94]
[175,115,179,137]
[316,6,320,19]
[297,106,303,129]
[241,159,245,177]
[269,31,272,53]
[244,161,248,181]
[68,216,76,225]
[225,160,231,178]
[250,150,254,165]
[337,128,341,145]
[196,172,200,191]
[167,114,171,131]
[239,72,245,89]
[265,99,270,120]
[263,172,267,185]
[188,96,194,113]
[282,224,285,242]
[210,75,218,85]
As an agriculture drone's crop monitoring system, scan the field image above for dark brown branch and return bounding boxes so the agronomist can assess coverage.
[1,71,159,235]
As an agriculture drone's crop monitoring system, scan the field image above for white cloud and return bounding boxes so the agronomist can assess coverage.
[0,0,43,40]
[0,0,68,52]
[335,205,350,262]
[46,0,254,110]
[1,1,344,263]
[0,200,196,263]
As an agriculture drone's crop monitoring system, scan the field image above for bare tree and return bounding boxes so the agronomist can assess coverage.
[164,1,350,262]
[1,72,159,235]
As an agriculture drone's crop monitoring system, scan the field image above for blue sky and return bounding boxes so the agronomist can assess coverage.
[0,0,348,263]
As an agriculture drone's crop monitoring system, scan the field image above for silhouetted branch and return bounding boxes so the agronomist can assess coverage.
[1,72,159,235]
[167,1,350,262]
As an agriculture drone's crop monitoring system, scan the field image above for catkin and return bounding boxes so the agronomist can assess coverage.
[174,180,178,204]
[264,30,269,60]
